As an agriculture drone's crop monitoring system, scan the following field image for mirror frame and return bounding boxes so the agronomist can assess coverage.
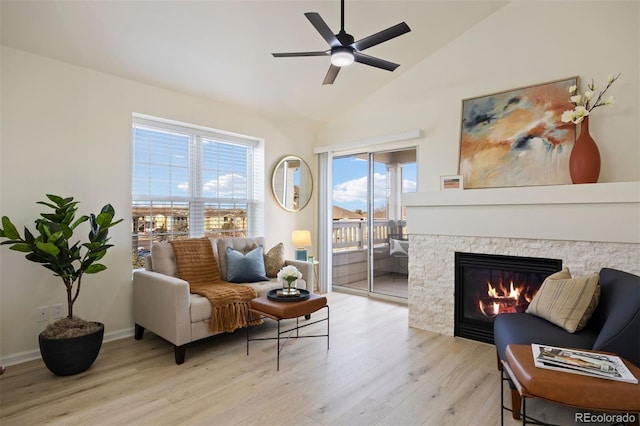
[271,155,313,212]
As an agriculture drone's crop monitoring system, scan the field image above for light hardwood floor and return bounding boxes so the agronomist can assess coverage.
[1,293,593,425]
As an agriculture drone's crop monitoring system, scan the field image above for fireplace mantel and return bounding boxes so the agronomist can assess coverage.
[404,182,640,244]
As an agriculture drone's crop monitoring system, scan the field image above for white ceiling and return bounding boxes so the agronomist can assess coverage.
[1,0,506,126]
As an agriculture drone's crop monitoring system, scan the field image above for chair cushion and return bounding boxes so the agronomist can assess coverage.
[526,268,600,333]
[390,238,409,256]
[226,246,269,283]
[494,313,599,362]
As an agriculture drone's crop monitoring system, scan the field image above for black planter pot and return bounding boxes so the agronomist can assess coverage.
[38,322,104,376]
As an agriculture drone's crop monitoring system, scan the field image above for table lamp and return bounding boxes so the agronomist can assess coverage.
[292,230,311,261]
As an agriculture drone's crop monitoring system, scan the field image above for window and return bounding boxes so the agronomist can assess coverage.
[131,114,264,267]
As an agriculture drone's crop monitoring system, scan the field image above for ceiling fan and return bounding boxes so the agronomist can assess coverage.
[272,0,411,85]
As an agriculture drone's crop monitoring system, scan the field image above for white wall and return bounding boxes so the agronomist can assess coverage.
[317,1,640,188]
[0,47,317,364]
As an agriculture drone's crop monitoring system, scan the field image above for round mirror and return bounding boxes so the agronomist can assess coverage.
[272,155,313,212]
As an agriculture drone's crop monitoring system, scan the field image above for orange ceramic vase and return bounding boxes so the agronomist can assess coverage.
[569,116,601,184]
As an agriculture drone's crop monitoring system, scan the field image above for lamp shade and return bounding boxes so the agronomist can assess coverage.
[291,230,311,248]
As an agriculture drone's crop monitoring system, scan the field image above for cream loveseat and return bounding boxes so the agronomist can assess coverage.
[133,237,314,364]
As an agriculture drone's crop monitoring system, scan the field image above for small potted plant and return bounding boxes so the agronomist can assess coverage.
[277,265,302,295]
[0,194,122,375]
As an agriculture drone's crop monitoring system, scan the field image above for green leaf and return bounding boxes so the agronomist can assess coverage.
[35,241,60,257]
[48,231,64,244]
[45,194,65,206]
[96,212,113,228]
[87,249,107,261]
[82,242,104,250]
[36,201,59,210]
[24,227,35,243]
[70,215,89,230]
[9,243,32,252]
[1,217,20,240]
[26,253,49,263]
[37,222,51,239]
[62,210,75,225]
[85,264,107,274]
[101,204,116,216]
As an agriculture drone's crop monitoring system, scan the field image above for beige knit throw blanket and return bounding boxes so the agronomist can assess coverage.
[170,238,260,334]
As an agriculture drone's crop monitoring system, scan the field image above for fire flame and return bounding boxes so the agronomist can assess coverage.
[479,280,524,316]
[487,280,521,300]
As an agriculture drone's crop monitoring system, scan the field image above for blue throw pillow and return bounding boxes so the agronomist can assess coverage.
[226,245,268,283]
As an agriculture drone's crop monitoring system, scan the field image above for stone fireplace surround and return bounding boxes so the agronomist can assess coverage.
[404,182,640,336]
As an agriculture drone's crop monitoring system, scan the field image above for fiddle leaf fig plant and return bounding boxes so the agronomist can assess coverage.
[0,194,123,320]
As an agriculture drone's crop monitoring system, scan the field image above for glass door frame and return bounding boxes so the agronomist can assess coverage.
[329,147,417,302]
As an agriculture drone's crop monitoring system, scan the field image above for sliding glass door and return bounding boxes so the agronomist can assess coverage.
[331,148,416,299]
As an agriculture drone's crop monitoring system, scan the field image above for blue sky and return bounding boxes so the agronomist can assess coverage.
[333,156,417,212]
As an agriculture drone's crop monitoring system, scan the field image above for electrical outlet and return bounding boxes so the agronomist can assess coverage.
[37,306,49,322]
[52,304,64,319]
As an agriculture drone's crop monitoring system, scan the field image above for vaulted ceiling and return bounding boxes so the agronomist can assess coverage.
[1,1,507,126]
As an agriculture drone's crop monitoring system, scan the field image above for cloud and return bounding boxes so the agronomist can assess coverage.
[403,179,416,192]
[203,173,247,197]
[333,172,387,204]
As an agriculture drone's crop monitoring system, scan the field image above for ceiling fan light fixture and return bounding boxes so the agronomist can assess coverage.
[330,47,355,67]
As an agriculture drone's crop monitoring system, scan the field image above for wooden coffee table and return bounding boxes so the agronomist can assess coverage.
[501,344,640,425]
[246,292,329,371]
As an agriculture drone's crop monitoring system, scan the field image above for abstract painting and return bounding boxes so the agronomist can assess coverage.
[459,77,577,189]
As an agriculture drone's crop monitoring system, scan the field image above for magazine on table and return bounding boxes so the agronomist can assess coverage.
[531,344,638,384]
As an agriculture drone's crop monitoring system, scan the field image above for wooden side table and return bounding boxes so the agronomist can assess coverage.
[246,293,329,371]
[501,344,640,425]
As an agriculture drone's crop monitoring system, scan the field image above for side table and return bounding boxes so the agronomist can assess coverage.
[246,293,329,371]
[501,344,640,425]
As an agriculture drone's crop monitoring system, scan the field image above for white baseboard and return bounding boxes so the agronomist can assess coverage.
[0,327,135,368]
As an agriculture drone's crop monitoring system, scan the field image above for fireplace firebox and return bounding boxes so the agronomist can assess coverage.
[454,252,562,344]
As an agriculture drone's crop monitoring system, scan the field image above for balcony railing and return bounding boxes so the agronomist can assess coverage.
[332,219,405,250]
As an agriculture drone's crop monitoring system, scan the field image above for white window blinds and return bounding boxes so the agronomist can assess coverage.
[131,114,264,266]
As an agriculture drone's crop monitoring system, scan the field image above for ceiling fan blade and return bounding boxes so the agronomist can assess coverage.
[305,12,342,48]
[354,52,400,71]
[272,51,329,58]
[352,22,411,52]
[322,65,341,85]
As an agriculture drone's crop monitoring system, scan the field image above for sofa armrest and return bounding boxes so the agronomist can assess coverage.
[284,259,314,293]
[132,269,192,346]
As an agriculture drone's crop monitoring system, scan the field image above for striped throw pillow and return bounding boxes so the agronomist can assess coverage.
[526,268,600,333]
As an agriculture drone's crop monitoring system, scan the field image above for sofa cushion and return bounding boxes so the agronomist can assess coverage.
[170,237,221,287]
[150,242,178,277]
[216,237,265,281]
[263,242,285,278]
[526,268,600,333]
[190,294,212,323]
[226,246,269,283]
